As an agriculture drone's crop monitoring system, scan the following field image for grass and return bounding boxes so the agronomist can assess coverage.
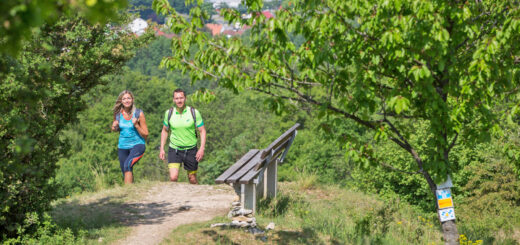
[160,182,444,244]
[50,180,160,244]
[48,177,520,244]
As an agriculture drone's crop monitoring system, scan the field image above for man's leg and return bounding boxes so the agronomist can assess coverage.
[167,147,183,182]
[168,163,180,182]
[184,148,199,185]
[188,171,198,184]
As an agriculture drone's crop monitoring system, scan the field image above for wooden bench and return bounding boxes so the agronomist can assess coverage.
[215,123,300,213]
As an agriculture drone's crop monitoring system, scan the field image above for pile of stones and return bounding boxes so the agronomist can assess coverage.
[211,201,272,235]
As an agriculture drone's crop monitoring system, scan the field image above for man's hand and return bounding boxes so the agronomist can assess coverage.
[196,148,204,162]
[159,149,166,161]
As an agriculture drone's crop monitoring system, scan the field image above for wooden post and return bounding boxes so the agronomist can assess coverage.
[256,169,265,199]
[266,159,278,198]
[243,183,256,214]
[240,183,245,209]
[263,167,268,198]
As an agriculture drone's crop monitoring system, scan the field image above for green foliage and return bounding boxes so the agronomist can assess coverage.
[129,0,205,23]
[0,0,128,55]
[279,116,358,185]
[126,36,211,92]
[457,160,520,244]
[3,213,77,245]
[0,15,152,240]
[153,3,520,239]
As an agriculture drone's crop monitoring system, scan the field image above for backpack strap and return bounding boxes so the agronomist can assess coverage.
[190,106,198,139]
[114,113,121,131]
[134,108,141,119]
[167,107,174,131]
[117,109,141,122]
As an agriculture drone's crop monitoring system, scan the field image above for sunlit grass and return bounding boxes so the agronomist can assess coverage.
[50,180,161,244]
[161,181,444,244]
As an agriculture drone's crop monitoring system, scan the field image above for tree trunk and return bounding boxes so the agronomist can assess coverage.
[441,220,459,245]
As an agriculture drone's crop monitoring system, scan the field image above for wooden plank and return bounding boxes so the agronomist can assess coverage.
[260,123,300,159]
[226,153,265,183]
[254,140,289,170]
[238,168,262,184]
[244,139,291,183]
[215,149,259,184]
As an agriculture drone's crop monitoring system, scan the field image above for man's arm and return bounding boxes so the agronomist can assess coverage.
[196,125,206,162]
[159,126,169,160]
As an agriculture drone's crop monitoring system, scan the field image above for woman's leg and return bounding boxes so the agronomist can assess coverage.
[123,144,146,184]
[124,172,133,184]
[118,148,130,178]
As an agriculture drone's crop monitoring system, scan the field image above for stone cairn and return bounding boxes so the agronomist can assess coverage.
[211,201,273,235]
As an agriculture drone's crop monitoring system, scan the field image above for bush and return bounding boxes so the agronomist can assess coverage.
[4,213,77,245]
[457,160,520,243]
[0,15,151,239]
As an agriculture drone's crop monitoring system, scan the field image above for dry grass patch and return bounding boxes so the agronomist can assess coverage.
[50,180,162,244]
[162,182,444,245]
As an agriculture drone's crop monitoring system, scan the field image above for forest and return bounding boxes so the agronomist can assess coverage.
[1,0,520,244]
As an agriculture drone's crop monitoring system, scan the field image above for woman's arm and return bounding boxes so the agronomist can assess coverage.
[111,116,119,132]
[134,111,149,140]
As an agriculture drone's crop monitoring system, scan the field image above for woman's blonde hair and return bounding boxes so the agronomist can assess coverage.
[113,90,136,119]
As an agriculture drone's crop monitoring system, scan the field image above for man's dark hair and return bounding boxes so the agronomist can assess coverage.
[173,88,186,97]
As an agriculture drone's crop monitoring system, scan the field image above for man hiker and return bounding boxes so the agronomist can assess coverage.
[159,88,206,184]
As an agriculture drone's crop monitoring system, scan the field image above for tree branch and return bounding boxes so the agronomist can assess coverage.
[379,161,421,175]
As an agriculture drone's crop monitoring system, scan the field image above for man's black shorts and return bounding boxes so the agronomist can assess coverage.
[168,146,198,171]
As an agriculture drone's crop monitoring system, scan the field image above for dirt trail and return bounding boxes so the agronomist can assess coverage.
[114,182,236,245]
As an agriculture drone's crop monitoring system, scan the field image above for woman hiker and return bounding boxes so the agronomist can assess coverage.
[111,90,149,184]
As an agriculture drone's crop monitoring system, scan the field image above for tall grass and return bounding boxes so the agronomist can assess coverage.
[164,180,443,244]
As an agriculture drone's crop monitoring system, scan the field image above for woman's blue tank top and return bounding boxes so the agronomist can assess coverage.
[118,112,145,149]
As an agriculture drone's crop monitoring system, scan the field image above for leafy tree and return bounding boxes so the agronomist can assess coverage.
[153,0,520,242]
[0,0,128,55]
[201,2,217,18]
[0,15,152,239]
[127,37,173,77]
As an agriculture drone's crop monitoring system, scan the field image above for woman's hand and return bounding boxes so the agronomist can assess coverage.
[111,120,119,131]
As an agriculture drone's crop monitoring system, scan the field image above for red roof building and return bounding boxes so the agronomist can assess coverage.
[205,23,223,36]
[262,11,274,19]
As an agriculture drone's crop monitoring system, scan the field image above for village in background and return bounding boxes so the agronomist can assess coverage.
[128,0,280,38]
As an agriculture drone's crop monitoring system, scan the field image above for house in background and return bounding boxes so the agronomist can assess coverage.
[128,18,148,36]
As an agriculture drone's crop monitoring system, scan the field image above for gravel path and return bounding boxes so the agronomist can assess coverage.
[114,182,235,245]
